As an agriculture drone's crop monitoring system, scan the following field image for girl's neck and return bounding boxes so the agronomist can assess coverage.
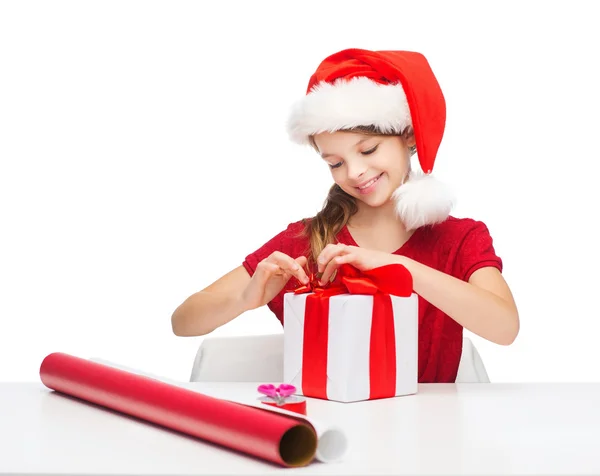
[348,200,403,229]
[346,200,414,253]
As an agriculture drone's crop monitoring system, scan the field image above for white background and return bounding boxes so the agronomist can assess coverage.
[1,1,598,383]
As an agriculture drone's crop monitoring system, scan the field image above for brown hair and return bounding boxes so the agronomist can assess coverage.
[298,125,415,272]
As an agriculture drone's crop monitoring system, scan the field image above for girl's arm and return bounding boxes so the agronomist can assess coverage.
[171,266,250,336]
[395,255,519,345]
[172,253,309,336]
[318,243,519,346]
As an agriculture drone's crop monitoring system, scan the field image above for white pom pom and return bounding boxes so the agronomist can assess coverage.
[392,171,456,230]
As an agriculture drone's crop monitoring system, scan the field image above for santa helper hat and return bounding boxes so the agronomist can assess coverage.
[286,48,455,230]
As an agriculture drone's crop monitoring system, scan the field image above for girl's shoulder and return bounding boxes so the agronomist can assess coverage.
[414,215,502,279]
[243,219,311,267]
[418,216,494,244]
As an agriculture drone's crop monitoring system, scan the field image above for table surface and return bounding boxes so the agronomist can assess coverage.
[2,381,600,475]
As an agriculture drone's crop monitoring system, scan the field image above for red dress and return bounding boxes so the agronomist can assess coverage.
[243,216,503,383]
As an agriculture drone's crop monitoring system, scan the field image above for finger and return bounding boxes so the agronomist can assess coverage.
[317,244,348,273]
[295,255,308,267]
[293,256,310,283]
[255,261,282,283]
[266,252,298,272]
[320,255,346,285]
[267,252,309,284]
[331,253,354,266]
[317,245,336,273]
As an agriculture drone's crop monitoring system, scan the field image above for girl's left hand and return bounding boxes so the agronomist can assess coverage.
[317,244,398,285]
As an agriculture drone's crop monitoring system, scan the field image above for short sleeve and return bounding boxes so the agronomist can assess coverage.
[455,221,503,281]
[242,221,309,323]
[242,229,285,278]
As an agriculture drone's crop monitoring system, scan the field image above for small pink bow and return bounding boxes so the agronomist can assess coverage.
[257,383,296,406]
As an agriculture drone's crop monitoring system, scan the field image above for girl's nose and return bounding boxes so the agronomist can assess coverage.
[346,160,368,182]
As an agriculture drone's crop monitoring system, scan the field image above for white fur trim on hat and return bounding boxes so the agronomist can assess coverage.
[392,171,456,230]
[287,76,412,144]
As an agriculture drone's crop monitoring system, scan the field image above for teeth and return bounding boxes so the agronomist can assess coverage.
[359,175,379,189]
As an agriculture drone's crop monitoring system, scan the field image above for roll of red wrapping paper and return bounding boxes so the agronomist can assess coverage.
[39,352,317,467]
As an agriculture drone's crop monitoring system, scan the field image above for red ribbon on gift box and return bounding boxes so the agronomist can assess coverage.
[293,263,413,400]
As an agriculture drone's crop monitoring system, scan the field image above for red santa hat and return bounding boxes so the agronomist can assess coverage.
[286,48,455,230]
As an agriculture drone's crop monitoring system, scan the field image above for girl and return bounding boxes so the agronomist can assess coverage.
[171,48,519,383]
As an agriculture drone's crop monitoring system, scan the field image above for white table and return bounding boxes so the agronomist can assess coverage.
[2,381,600,475]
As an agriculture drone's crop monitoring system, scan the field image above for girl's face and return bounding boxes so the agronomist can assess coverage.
[313,131,414,208]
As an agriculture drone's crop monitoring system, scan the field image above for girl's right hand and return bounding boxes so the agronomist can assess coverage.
[240,251,310,311]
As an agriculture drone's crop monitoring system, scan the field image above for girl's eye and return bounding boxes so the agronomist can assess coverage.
[329,162,343,169]
[361,145,379,155]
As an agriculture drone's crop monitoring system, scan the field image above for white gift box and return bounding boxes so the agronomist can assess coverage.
[283,292,418,403]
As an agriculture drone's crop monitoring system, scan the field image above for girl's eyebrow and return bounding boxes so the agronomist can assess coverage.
[320,137,372,159]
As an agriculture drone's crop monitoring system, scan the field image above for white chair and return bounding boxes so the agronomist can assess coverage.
[190,333,490,383]
[455,335,490,383]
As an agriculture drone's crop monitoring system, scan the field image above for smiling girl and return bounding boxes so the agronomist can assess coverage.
[171,48,519,383]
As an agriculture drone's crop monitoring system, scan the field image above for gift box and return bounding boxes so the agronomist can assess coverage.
[283,263,418,403]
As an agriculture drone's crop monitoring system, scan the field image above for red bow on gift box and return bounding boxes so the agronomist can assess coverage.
[293,263,413,297]
[292,263,413,400]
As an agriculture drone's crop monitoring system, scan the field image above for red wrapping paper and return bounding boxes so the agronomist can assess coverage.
[39,352,317,467]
